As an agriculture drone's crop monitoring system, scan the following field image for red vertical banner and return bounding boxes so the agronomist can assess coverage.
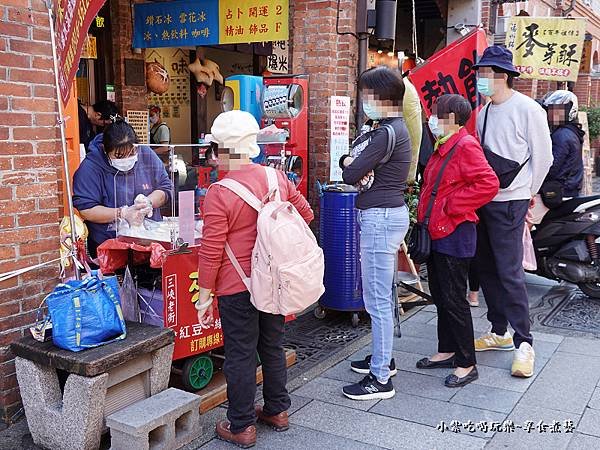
[54,0,106,104]
[162,248,224,361]
[409,29,489,135]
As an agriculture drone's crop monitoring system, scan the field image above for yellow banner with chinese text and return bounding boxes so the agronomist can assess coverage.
[506,17,586,82]
[219,0,289,44]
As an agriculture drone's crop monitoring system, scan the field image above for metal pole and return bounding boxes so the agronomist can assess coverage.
[356,33,368,132]
[46,2,80,280]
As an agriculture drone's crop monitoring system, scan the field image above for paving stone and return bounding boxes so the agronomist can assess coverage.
[396,321,438,340]
[288,394,313,415]
[392,350,449,379]
[393,335,438,356]
[292,376,380,411]
[588,388,600,410]
[346,346,371,362]
[421,304,437,313]
[577,408,600,437]
[323,359,366,384]
[391,370,457,401]
[472,365,540,393]
[469,306,489,319]
[473,350,550,373]
[487,404,580,450]
[450,384,522,413]
[531,340,561,359]
[370,391,507,439]
[557,337,600,358]
[405,310,437,324]
[531,331,565,344]
[519,352,600,415]
[199,424,381,450]
[567,433,600,449]
[290,400,487,449]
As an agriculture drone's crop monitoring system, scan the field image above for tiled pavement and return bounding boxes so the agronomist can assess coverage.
[198,277,600,450]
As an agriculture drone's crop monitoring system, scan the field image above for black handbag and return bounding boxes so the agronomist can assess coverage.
[481,104,530,189]
[407,142,461,265]
[539,179,564,209]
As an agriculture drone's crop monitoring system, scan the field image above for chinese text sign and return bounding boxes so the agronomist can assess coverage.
[133,0,220,48]
[409,29,488,136]
[219,0,288,44]
[268,40,289,74]
[329,96,351,182]
[55,0,106,104]
[506,17,586,82]
[133,0,289,49]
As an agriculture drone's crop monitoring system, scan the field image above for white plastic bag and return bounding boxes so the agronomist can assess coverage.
[120,266,140,322]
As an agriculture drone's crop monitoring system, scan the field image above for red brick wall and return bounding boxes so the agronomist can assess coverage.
[290,0,358,217]
[0,0,61,423]
[110,0,147,113]
[573,73,592,108]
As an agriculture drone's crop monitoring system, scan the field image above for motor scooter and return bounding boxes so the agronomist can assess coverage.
[532,194,600,298]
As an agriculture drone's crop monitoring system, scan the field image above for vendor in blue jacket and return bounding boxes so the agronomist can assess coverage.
[73,118,172,257]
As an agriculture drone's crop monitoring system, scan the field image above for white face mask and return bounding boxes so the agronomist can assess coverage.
[428,115,444,139]
[110,154,138,172]
[362,101,381,120]
[149,115,159,125]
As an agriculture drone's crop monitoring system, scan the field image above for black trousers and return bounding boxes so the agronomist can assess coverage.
[427,252,476,368]
[468,263,480,292]
[476,200,533,348]
[218,291,291,433]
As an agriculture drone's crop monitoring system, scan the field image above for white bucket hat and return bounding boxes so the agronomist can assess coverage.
[210,110,261,158]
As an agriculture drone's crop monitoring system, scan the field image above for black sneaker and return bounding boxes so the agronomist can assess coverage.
[350,355,397,376]
[343,373,395,400]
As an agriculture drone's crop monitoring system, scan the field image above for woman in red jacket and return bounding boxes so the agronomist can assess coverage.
[416,95,499,388]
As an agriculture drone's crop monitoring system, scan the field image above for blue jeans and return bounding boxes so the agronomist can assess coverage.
[359,206,409,382]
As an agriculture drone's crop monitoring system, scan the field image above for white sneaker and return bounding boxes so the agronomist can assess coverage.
[511,342,535,378]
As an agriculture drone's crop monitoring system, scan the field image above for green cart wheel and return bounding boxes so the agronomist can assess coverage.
[182,355,214,391]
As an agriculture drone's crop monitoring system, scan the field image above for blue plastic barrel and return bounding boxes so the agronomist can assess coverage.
[319,187,364,311]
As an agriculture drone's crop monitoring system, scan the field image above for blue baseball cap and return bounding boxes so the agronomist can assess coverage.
[473,45,521,78]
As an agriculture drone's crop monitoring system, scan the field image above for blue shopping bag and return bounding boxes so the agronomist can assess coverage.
[43,272,127,352]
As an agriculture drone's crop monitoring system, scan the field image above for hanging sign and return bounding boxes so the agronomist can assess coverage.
[133,0,289,49]
[505,17,586,82]
[329,96,351,182]
[54,0,106,104]
[80,35,97,59]
[409,28,488,135]
[268,40,289,74]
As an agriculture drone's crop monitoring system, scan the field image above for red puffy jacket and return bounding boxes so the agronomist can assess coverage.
[417,128,499,240]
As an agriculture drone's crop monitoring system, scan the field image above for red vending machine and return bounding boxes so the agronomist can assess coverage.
[260,75,309,198]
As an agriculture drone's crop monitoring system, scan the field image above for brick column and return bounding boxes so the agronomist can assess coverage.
[110,0,147,113]
[290,0,358,218]
[573,73,592,108]
[0,0,61,423]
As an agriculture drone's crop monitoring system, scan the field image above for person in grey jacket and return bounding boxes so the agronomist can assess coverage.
[472,46,552,379]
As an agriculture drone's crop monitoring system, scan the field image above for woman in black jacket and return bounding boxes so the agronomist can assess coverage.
[339,67,412,401]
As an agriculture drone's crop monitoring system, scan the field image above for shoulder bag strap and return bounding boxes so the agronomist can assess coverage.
[378,124,397,167]
[423,140,462,226]
[264,166,281,202]
[214,179,263,211]
[481,104,491,147]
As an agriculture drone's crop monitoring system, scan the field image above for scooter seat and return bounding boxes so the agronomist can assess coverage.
[543,195,600,221]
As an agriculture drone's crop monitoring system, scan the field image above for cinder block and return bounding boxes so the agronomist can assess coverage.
[107,388,201,450]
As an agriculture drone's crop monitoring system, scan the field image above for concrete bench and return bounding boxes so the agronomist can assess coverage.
[11,322,175,450]
[106,388,201,450]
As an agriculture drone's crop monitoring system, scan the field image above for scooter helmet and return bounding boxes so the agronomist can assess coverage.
[541,90,579,122]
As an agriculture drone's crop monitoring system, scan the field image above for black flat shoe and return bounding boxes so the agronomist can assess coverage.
[416,356,456,369]
[444,367,478,388]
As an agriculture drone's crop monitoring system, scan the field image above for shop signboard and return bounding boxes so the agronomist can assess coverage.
[329,96,351,182]
[133,0,289,49]
[409,28,488,135]
[54,0,106,104]
[268,40,289,74]
[162,248,223,360]
[505,17,586,82]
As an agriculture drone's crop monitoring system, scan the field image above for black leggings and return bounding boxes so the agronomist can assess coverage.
[468,262,479,292]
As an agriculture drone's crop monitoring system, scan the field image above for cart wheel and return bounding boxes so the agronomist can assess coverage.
[351,313,360,328]
[182,355,214,391]
[314,305,326,320]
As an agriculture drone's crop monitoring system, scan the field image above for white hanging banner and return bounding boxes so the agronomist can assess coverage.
[329,96,351,182]
[268,40,289,74]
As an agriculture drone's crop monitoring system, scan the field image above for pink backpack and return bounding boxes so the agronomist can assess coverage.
[215,167,325,315]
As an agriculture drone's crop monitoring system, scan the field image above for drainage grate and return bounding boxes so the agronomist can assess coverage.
[283,309,371,381]
[541,291,600,334]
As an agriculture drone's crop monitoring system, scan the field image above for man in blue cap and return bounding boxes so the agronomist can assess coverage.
[472,46,552,378]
